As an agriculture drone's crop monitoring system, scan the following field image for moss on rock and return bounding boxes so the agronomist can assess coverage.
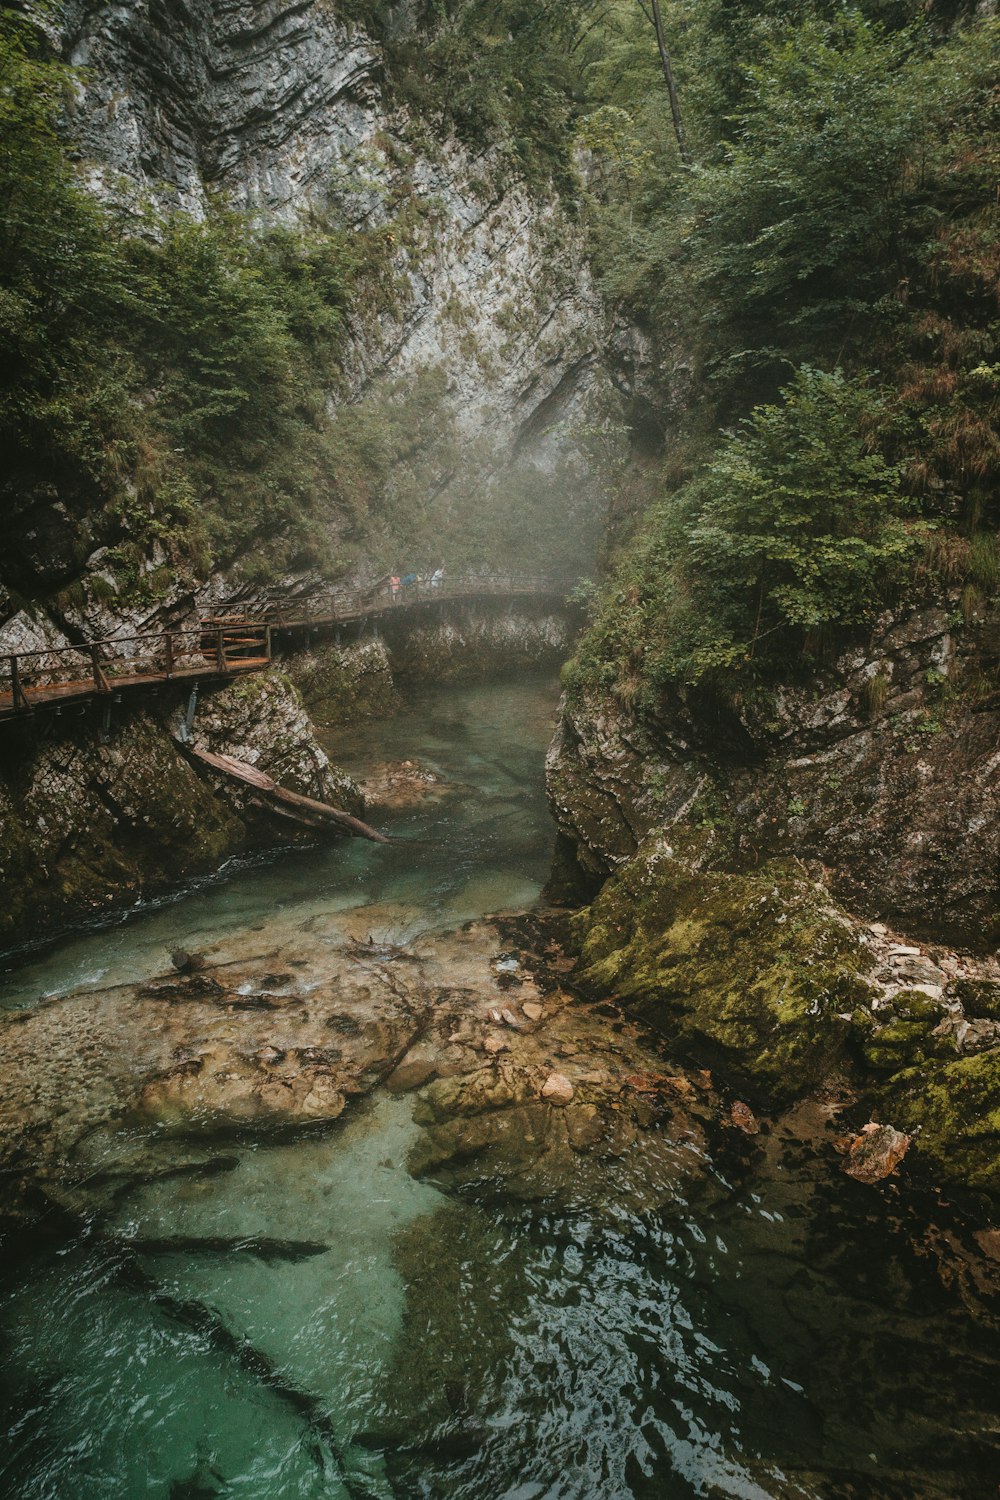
[856,989,950,1074]
[289,639,398,726]
[0,710,245,950]
[950,979,1000,1020]
[882,1051,1000,1192]
[575,840,876,1106]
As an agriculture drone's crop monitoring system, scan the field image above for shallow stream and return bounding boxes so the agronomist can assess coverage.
[2,675,1000,1499]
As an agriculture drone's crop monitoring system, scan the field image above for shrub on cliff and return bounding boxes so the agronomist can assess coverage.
[567,367,918,698]
[0,12,377,589]
[685,369,915,660]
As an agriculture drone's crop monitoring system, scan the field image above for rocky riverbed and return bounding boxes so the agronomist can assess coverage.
[0,905,730,1235]
[4,674,1000,1500]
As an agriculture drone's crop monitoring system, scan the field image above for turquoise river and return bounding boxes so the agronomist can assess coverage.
[1,676,999,1499]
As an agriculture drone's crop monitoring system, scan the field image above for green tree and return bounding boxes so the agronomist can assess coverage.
[688,368,915,657]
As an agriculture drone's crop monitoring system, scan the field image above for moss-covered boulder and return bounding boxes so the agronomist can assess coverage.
[856,989,950,1074]
[575,840,876,1106]
[882,1051,1000,1192]
[289,639,398,726]
[949,979,1000,1021]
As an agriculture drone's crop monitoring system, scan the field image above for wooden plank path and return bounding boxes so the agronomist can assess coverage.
[0,577,577,726]
[0,623,270,725]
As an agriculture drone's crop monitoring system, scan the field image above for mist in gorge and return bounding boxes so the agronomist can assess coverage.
[3,0,1000,1497]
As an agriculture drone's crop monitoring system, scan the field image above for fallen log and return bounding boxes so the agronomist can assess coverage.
[181,744,391,843]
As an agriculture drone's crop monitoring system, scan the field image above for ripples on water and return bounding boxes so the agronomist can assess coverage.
[2,676,1000,1499]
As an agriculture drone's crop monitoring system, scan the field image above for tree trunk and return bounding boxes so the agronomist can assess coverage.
[648,0,691,168]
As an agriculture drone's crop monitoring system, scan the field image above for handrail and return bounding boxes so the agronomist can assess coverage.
[0,575,578,719]
[0,622,270,712]
[209,575,582,625]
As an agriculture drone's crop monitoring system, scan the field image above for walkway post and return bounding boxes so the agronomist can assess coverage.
[10,656,28,712]
[91,644,110,693]
[216,627,226,672]
[164,632,175,679]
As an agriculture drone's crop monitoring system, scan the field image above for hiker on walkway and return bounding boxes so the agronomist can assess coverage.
[390,574,401,600]
[430,566,444,589]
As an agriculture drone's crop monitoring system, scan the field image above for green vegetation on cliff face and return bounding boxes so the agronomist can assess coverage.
[0,7,598,605]
[1,13,391,590]
[566,0,999,710]
[333,0,588,187]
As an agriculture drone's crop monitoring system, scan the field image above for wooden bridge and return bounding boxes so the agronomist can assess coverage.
[0,622,271,726]
[204,574,579,632]
[0,576,577,726]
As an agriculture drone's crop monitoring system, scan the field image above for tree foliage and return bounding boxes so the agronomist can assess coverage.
[569,368,916,695]
[335,0,590,186]
[568,0,1000,714]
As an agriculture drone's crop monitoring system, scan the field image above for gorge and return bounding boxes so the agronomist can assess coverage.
[2,0,1000,1495]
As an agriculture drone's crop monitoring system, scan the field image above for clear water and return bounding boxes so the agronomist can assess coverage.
[0,679,556,1011]
[2,675,1000,1500]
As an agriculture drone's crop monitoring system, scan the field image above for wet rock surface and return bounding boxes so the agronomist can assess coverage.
[562,825,1000,1192]
[0,673,360,952]
[290,639,399,728]
[549,601,1000,944]
[0,908,724,1231]
[385,605,573,686]
[841,1122,912,1183]
[548,600,1000,1199]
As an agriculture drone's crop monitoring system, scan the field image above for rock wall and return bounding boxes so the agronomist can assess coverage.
[549,596,1000,1193]
[287,602,573,726]
[56,0,602,460]
[549,598,1000,947]
[0,672,359,953]
[289,637,399,726]
[379,600,574,683]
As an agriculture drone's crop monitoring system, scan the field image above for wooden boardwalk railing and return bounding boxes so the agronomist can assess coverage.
[0,577,579,726]
[0,623,270,724]
[206,575,580,630]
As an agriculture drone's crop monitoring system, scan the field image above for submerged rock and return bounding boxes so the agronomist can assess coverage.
[0,912,484,1222]
[540,1072,574,1105]
[730,1100,760,1135]
[358,759,450,813]
[2,905,718,1226]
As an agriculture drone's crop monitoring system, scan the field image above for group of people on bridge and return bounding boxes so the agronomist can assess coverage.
[388,565,444,600]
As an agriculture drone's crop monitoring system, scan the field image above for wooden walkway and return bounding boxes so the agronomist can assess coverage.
[206,574,579,632]
[0,624,270,725]
[0,577,577,726]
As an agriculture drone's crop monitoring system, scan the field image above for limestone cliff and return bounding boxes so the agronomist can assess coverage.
[2,0,607,653]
